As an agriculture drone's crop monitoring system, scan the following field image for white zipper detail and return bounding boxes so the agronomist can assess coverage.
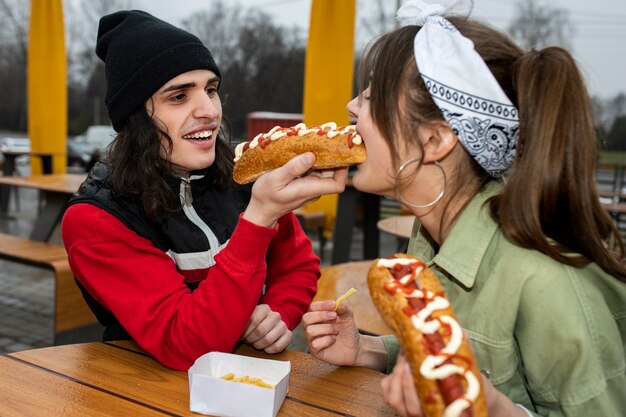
[179,177,220,249]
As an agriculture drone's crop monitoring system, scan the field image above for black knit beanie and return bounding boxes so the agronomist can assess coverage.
[96,10,221,131]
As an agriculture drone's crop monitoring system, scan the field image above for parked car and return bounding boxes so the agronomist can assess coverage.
[0,136,31,167]
[67,125,116,170]
[0,137,30,153]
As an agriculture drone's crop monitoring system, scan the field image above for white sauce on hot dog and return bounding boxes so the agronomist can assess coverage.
[376,258,479,417]
[234,122,363,162]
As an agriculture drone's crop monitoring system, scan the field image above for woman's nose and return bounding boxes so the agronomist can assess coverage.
[346,96,359,116]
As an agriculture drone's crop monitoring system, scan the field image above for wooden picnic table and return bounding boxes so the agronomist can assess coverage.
[377,215,415,240]
[1,340,395,416]
[603,202,626,214]
[314,260,393,336]
[0,173,85,241]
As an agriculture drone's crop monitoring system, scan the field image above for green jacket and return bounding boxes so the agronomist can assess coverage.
[382,181,626,417]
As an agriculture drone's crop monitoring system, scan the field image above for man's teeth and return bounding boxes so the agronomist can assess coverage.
[182,130,212,139]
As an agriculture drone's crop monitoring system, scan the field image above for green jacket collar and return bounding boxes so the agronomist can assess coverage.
[409,181,503,289]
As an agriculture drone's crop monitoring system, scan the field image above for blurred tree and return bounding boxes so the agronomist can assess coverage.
[0,0,28,130]
[594,94,626,134]
[182,0,244,71]
[607,115,626,151]
[357,0,397,40]
[183,1,306,139]
[65,0,135,134]
[508,0,574,50]
[592,94,626,151]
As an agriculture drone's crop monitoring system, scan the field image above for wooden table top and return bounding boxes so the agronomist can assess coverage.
[602,202,626,214]
[1,341,394,416]
[0,173,86,193]
[377,215,415,239]
[598,190,626,199]
[314,261,393,336]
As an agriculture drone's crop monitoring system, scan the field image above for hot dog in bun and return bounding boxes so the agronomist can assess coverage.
[233,122,366,184]
[368,253,488,417]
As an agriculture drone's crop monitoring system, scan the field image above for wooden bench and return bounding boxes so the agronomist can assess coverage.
[0,233,98,344]
[314,260,392,336]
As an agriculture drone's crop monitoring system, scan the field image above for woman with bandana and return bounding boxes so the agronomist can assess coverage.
[302,1,626,416]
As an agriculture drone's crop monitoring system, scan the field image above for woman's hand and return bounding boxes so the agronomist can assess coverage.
[381,353,529,417]
[381,354,422,417]
[302,300,361,366]
[241,304,291,354]
[302,300,388,371]
[243,153,348,228]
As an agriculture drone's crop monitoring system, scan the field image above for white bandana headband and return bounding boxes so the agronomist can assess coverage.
[397,0,519,178]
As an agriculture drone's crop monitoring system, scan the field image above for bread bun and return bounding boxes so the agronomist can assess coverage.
[233,122,366,184]
[368,254,488,417]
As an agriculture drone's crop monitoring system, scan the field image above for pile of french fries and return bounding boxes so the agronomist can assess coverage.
[220,373,274,389]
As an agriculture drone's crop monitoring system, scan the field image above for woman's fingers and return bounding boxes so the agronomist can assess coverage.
[308,300,337,312]
[400,359,421,416]
[310,334,337,351]
[382,355,422,417]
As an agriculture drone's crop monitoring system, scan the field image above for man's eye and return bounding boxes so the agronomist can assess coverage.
[205,87,218,96]
[170,94,185,103]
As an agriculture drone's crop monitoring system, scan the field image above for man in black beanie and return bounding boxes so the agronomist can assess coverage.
[95,10,221,132]
[62,10,348,370]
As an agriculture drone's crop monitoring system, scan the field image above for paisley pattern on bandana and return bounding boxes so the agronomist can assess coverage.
[423,75,519,177]
[443,109,518,178]
[423,76,518,123]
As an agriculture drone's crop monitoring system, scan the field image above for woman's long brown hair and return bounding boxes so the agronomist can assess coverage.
[360,19,626,281]
[491,47,626,279]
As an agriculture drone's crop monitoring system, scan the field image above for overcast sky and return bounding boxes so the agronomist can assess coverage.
[138,0,626,99]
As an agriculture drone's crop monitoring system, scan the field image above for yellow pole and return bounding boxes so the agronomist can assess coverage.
[303,0,356,126]
[302,0,356,238]
[28,0,67,174]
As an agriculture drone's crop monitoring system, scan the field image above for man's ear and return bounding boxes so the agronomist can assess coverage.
[418,122,458,163]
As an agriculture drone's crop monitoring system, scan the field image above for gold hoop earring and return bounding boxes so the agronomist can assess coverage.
[397,159,447,209]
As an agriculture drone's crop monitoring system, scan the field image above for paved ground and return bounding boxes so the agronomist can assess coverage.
[0,186,58,353]
[0,171,400,354]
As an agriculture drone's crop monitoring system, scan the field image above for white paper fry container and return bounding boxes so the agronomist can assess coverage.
[188,351,291,417]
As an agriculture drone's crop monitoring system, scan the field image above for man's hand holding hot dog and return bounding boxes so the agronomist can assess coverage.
[243,152,348,228]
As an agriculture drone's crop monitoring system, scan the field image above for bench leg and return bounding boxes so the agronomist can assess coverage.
[51,260,100,344]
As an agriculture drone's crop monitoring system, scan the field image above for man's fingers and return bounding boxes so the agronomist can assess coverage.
[276,152,316,182]
[246,313,281,344]
[264,330,292,354]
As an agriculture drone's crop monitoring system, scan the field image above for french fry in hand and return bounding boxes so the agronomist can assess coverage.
[334,287,357,310]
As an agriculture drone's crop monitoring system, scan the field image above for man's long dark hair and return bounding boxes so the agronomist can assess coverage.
[106,108,234,222]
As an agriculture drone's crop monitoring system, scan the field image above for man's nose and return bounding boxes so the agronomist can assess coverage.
[194,93,220,119]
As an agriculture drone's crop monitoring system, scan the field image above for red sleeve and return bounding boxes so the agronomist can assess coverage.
[261,212,320,330]
[62,203,278,371]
